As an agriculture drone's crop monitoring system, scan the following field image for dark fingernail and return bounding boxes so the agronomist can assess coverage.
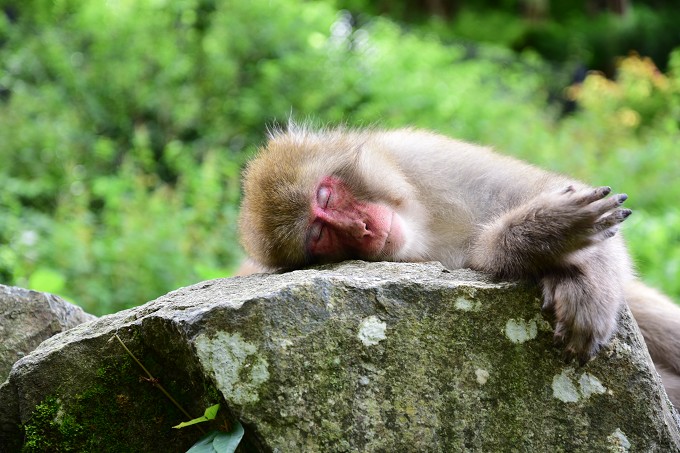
[602,186,612,195]
[622,209,632,218]
[618,194,628,203]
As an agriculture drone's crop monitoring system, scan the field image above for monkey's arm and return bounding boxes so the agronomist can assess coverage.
[467,184,632,362]
[468,185,631,279]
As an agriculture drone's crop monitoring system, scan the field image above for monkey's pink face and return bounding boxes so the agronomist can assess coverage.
[306,176,406,263]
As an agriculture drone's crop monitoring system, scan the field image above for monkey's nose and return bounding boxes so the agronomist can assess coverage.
[352,221,370,239]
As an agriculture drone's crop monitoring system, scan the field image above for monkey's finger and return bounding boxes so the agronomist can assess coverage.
[553,315,601,362]
[541,296,556,320]
[561,350,574,363]
[541,281,557,321]
[573,186,612,205]
[593,226,619,242]
[559,333,599,365]
[556,332,579,363]
[587,193,628,219]
[591,208,632,235]
[553,323,567,347]
[575,341,601,366]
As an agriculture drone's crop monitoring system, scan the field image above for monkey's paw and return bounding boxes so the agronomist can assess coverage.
[541,271,621,364]
[556,185,631,246]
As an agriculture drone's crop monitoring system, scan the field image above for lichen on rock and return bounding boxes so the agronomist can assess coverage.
[195,331,269,405]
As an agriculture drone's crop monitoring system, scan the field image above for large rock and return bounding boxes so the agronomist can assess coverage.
[0,284,96,383]
[1,262,678,452]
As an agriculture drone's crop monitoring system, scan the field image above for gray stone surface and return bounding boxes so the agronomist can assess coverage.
[1,262,678,452]
[0,284,96,383]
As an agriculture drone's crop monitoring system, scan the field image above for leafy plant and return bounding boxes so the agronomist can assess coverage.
[174,404,244,453]
[174,404,221,429]
[185,424,244,453]
[1,0,679,312]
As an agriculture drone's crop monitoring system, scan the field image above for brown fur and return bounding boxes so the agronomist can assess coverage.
[239,124,680,406]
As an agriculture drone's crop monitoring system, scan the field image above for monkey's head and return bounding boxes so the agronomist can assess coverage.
[239,126,412,270]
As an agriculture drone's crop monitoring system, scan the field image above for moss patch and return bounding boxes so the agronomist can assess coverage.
[21,354,209,452]
[23,396,84,452]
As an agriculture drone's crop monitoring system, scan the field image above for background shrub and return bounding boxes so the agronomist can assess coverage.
[1,0,678,314]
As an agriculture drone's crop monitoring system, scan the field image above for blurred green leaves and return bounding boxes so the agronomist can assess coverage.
[1,0,678,313]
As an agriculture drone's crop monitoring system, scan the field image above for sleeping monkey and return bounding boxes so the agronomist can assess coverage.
[238,124,680,406]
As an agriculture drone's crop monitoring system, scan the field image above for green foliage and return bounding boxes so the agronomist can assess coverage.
[339,1,680,72]
[1,0,679,313]
[512,5,680,71]
[174,404,220,429]
[186,424,244,453]
[627,210,680,298]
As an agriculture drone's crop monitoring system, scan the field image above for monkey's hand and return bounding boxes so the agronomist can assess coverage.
[541,254,625,363]
[551,185,631,245]
[469,185,631,278]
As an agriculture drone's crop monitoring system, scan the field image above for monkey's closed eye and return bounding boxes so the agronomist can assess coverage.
[317,186,331,208]
[309,222,324,242]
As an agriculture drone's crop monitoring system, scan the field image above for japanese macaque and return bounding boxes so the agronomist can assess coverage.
[238,124,680,406]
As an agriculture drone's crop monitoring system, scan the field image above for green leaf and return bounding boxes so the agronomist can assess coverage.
[212,422,244,453]
[173,404,220,429]
[203,404,220,420]
[186,431,219,453]
[174,418,207,429]
[185,422,244,453]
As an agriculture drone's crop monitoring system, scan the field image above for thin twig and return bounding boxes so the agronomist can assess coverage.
[113,333,205,434]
